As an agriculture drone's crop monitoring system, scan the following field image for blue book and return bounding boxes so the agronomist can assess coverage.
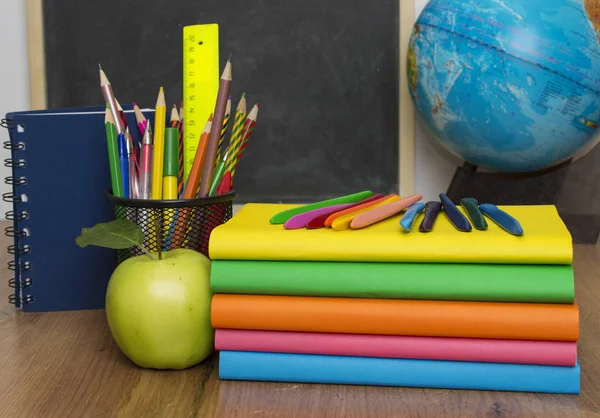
[3,105,155,312]
[219,351,580,394]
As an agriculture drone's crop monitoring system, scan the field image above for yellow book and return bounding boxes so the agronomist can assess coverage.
[208,203,573,264]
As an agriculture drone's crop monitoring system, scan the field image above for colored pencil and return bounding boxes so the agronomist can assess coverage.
[115,100,128,132]
[216,95,232,164]
[223,93,247,174]
[169,115,212,249]
[139,124,153,199]
[118,133,130,198]
[184,115,213,199]
[99,64,124,135]
[179,100,185,144]
[116,100,139,176]
[170,105,185,199]
[104,104,123,197]
[216,171,232,195]
[126,127,139,199]
[163,127,179,200]
[133,102,148,135]
[209,151,228,196]
[230,103,259,178]
[151,87,167,199]
[197,59,232,197]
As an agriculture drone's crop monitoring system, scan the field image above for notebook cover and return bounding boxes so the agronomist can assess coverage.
[215,329,578,366]
[219,351,581,394]
[5,105,155,312]
[208,203,573,264]
[209,260,574,303]
[211,294,579,341]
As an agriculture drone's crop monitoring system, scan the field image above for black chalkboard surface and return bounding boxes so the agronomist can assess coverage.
[43,0,399,202]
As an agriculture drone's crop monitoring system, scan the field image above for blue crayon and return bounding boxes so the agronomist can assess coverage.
[400,202,426,232]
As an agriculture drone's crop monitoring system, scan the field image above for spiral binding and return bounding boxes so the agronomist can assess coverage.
[2,118,32,306]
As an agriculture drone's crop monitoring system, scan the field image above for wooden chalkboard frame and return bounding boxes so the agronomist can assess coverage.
[26,0,416,196]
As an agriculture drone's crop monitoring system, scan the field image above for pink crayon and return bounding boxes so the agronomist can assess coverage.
[284,203,352,229]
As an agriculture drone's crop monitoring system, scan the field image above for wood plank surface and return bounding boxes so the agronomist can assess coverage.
[1,221,599,417]
[25,0,47,110]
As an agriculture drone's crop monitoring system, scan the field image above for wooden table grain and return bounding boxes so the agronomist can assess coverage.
[1,226,599,417]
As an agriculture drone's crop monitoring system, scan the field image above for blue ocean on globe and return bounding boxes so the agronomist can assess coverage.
[408,0,600,172]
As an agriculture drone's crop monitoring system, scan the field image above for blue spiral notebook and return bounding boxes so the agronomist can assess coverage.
[219,351,581,394]
[3,105,155,312]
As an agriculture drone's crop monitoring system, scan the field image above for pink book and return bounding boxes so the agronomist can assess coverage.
[215,329,577,366]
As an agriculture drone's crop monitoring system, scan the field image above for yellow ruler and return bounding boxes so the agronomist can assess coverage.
[183,24,219,181]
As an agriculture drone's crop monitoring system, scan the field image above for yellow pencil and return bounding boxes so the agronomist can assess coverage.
[224,93,247,170]
[152,87,166,199]
[216,96,232,163]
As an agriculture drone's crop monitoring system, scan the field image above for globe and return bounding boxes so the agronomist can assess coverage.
[407,0,600,172]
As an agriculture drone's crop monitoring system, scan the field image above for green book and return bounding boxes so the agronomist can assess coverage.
[210,260,574,303]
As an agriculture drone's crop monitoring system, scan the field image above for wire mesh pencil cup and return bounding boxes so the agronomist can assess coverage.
[106,190,236,264]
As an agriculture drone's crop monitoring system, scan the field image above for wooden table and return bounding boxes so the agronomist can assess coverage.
[1,231,600,418]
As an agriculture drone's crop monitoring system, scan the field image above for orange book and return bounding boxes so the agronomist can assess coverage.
[211,294,579,341]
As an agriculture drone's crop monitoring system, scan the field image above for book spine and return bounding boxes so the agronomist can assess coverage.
[219,351,581,394]
[2,118,32,307]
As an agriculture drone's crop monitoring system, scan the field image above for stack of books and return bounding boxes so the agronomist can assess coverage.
[208,203,580,394]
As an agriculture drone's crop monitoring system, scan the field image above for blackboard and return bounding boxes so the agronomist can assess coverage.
[42,0,400,203]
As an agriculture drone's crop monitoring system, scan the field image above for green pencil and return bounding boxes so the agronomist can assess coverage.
[105,104,123,197]
[209,151,228,196]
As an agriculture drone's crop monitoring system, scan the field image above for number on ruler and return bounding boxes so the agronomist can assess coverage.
[189,71,195,76]
[188,83,196,89]
[189,46,195,52]
[189,35,195,42]
[189,59,196,64]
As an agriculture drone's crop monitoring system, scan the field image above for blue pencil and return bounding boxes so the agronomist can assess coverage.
[118,133,130,198]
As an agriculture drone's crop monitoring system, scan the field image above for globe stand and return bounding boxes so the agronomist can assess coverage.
[445,161,600,245]
[446,162,478,202]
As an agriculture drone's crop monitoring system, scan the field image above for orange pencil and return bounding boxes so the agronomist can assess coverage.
[170,115,212,249]
[324,194,398,227]
[184,115,213,199]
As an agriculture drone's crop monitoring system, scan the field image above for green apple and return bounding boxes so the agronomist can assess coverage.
[105,248,213,369]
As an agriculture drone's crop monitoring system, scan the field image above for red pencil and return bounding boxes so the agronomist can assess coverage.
[216,171,232,194]
[230,103,259,178]
[170,105,184,198]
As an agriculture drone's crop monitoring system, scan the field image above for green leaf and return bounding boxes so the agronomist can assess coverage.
[76,219,144,250]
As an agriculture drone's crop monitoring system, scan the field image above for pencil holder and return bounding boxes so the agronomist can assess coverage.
[105,190,236,264]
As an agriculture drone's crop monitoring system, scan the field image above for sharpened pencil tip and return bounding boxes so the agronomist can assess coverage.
[242,92,246,98]
[98,63,102,71]
[132,101,137,106]
[228,53,232,62]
